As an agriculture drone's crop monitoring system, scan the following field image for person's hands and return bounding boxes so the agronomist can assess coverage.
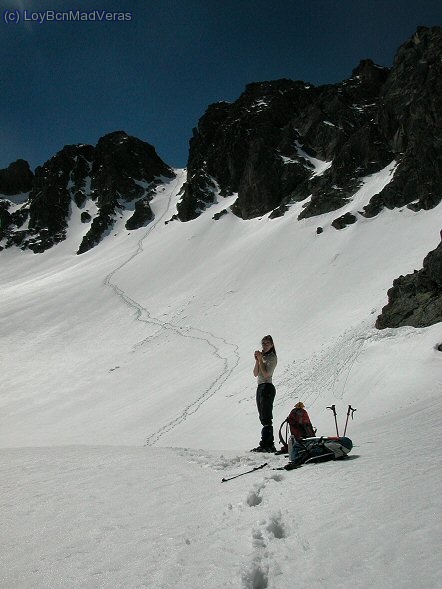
[254,350,262,360]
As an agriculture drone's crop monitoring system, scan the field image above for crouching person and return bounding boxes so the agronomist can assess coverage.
[285,402,315,469]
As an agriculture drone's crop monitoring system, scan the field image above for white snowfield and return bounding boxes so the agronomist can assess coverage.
[1,168,441,588]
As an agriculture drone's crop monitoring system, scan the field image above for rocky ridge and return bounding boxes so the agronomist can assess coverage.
[177,26,442,224]
[0,132,174,254]
[376,240,442,329]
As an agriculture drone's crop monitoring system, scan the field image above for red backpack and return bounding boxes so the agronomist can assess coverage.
[278,406,316,449]
[288,407,316,439]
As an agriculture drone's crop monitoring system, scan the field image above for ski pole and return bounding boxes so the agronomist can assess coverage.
[221,462,268,483]
[343,405,357,436]
[326,405,340,436]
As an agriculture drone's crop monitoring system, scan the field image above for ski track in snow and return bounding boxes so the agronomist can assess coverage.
[275,321,371,408]
[102,173,241,447]
[275,320,420,411]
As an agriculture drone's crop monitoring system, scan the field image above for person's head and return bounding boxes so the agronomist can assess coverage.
[261,335,276,355]
[295,401,305,409]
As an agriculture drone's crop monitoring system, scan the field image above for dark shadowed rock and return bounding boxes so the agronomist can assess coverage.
[81,211,92,223]
[28,144,94,239]
[363,27,442,217]
[331,212,357,230]
[2,131,174,254]
[376,241,442,328]
[178,61,392,222]
[177,27,441,226]
[177,81,317,221]
[0,203,12,234]
[0,160,34,195]
[125,197,154,230]
[77,132,174,254]
[212,209,228,220]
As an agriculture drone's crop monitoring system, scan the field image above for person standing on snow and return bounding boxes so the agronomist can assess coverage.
[251,335,278,452]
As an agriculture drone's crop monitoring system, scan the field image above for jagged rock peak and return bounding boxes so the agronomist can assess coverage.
[351,58,388,77]
[0,159,34,195]
[398,25,442,60]
[93,131,174,182]
[177,78,318,222]
[177,26,441,224]
[348,59,390,92]
[178,67,389,222]
[0,131,175,254]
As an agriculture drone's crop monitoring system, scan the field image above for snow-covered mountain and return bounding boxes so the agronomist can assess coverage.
[1,26,442,589]
[179,26,442,224]
[2,164,441,588]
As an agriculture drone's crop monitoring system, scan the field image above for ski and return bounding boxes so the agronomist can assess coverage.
[221,462,268,482]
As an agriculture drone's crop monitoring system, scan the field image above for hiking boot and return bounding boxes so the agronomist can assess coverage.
[250,445,276,453]
[283,461,303,470]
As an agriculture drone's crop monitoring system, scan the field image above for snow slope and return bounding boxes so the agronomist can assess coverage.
[1,169,441,588]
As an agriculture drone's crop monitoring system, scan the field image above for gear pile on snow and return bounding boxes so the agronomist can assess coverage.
[278,403,356,469]
[283,435,353,470]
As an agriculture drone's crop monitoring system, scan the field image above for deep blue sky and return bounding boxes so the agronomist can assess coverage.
[1,1,441,170]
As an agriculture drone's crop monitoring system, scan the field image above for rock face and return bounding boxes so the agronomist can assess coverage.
[0,131,174,254]
[177,27,442,224]
[177,72,389,221]
[363,27,442,217]
[331,212,357,230]
[0,160,34,195]
[376,241,442,329]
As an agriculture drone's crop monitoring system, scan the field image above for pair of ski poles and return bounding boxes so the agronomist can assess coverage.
[326,404,356,437]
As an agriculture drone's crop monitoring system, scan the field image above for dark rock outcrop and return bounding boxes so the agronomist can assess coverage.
[26,144,94,252]
[2,131,174,254]
[177,27,441,224]
[177,63,391,222]
[0,159,34,195]
[0,160,34,244]
[124,197,154,230]
[331,212,357,230]
[363,27,442,217]
[376,241,442,328]
[77,132,173,254]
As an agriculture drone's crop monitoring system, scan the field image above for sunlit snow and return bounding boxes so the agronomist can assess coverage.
[1,169,441,588]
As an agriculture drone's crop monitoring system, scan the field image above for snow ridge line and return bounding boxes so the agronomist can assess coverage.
[101,172,241,446]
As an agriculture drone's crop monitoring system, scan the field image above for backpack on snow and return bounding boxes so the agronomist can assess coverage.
[278,407,316,449]
[288,435,353,465]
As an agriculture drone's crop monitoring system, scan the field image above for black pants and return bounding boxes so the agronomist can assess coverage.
[256,383,276,446]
